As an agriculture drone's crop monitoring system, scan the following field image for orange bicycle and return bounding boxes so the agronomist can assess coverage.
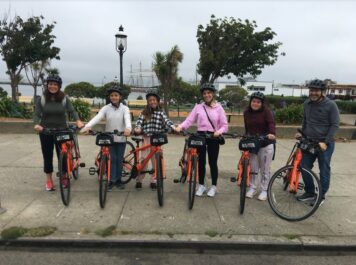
[43,125,84,206]
[231,134,268,215]
[88,130,124,208]
[121,130,170,207]
[267,130,322,221]
[174,131,237,210]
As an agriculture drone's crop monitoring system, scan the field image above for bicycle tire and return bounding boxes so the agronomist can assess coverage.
[239,159,248,215]
[99,155,109,208]
[72,135,80,180]
[156,152,164,207]
[188,155,198,210]
[59,152,71,206]
[267,165,322,221]
[121,141,136,184]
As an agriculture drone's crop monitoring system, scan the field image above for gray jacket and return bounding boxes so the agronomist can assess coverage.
[302,97,340,144]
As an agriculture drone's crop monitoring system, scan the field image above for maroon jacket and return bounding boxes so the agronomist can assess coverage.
[243,107,276,147]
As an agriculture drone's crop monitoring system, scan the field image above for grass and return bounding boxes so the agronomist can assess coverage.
[283,234,299,240]
[205,230,219,238]
[1,226,57,240]
[95,225,116,237]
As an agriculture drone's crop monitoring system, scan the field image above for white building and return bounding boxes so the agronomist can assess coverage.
[215,80,273,95]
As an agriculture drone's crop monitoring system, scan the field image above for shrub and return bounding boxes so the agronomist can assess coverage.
[71,99,91,121]
[266,95,305,109]
[275,103,303,124]
[0,97,32,118]
[335,101,356,114]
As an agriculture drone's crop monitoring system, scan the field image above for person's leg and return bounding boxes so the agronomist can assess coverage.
[318,141,335,198]
[257,144,274,201]
[207,138,220,186]
[109,143,119,183]
[198,142,207,185]
[39,133,55,190]
[300,151,317,195]
[116,142,126,187]
[248,153,260,191]
[136,136,150,186]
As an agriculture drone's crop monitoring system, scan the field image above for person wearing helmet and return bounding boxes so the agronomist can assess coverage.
[244,91,276,201]
[175,83,228,197]
[133,89,175,190]
[34,75,84,191]
[81,86,132,190]
[295,79,340,205]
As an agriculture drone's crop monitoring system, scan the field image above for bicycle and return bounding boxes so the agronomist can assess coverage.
[231,134,268,215]
[42,125,84,206]
[267,130,322,221]
[88,130,124,208]
[174,131,237,210]
[121,130,170,207]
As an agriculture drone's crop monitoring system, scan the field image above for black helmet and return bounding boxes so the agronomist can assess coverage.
[46,75,62,88]
[146,89,160,101]
[307,79,326,90]
[200,83,216,93]
[250,91,265,102]
[107,86,122,96]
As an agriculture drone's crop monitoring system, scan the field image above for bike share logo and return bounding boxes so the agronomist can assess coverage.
[98,139,112,145]
[56,134,70,141]
[189,139,204,146]
[241,142,256,148]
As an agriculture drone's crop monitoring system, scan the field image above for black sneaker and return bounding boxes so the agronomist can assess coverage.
[310,196,325,207]
[135,182,142,189]
[108,181,115,192]
[296,192,316,202]
[150,183,157,190]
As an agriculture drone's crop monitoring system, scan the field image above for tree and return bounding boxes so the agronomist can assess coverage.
[0,86,8,98]
[64,82,97,98]
[0,15,60,102]
[197,15,283,84]
[153,45,183,115]
[136,95,143,100]
[173,78,200,105]
[219,85,247,104]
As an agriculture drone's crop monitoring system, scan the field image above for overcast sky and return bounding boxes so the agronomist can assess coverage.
[1,0,356,88]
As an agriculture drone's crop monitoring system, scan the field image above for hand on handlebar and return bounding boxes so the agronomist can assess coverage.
[267,134,276,140]
[80,127,91,134]
[34,124,43,132]
[319,142,327,152]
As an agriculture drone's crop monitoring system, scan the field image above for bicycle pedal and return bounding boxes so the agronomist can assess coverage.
[173,179,180,183]
[148,169,154,174]
[89,167,97,175]
[230,177,237,182]
[80,162,86,167]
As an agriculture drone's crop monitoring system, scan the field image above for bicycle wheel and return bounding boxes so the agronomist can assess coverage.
[72,135,80,180]
[155,153,164,207]
[99,155,109,208]
[121,141,136,184]
[268,165,322,221]
[188,155,198,210]
[179,142,188,183]
[239,159,248,215]
[59,152,71,206]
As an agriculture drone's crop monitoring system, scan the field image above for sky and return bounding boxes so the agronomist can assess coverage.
[0,0,356,90]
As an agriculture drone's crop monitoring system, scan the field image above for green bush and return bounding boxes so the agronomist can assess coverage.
[0,97,32,118]
[71,98,91,121]
[266,95,305,109]
[275,103,303,124]
[335,101,356,114]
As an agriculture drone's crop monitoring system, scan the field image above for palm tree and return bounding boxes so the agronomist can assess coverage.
[153,45,183,115]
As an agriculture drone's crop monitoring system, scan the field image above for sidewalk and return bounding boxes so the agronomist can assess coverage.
[0,134,356,250]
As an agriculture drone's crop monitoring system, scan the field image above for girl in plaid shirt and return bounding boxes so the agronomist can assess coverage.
[134,90,175,190]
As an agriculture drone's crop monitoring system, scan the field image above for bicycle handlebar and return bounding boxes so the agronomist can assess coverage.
[42,125,80,135]
[88,129,125,136]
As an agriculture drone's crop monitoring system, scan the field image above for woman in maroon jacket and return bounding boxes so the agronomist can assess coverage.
[243,92,276,201]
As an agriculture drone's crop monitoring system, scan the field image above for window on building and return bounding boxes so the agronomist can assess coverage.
[338,89,343,94]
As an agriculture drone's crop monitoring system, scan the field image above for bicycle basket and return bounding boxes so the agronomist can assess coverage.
[95,133,114,146]
[239,138,261,153]
[54,132,73,143]
[187,135,206,148]
[150,133,168,146]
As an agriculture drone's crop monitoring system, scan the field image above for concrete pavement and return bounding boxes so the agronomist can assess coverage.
[0,133,356,250]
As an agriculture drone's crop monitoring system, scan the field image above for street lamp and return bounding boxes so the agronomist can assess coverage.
[115,25,127,88]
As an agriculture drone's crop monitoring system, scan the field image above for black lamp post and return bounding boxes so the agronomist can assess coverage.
[115,25,127,88]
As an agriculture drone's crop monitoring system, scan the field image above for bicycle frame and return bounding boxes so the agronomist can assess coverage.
[94,146,111,182]
[285,143,303,193]
[184,147,199,183]
[59,139,80,176]
[237,151,251,187]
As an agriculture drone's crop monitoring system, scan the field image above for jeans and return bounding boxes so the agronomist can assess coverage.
[109,142,126,183]
[301,141,335,196]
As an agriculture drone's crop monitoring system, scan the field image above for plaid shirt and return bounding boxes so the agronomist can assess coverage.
[135,110,174,134]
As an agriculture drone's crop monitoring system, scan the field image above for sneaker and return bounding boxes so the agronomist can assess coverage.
[207,185,217,197]
[296,192,316,202]
[150,183,157,190]
[108,181,115,192]
[196,184,206,196]
[310,196,325,207]
[258,191,268,201]
[135,182,142,189]
[45,180,55,191]
[246,188,257,198]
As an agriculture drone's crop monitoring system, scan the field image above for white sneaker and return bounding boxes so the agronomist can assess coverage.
[258,191,268,201]
[196,184,206,196]
[207,185,217,197]
[246,188,257,198]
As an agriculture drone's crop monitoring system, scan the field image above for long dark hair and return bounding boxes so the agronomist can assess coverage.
[141,104,162,121]
[44,88,65,103]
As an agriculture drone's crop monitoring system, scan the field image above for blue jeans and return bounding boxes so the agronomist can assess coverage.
[301,141,335,197]
[109,142,126,183]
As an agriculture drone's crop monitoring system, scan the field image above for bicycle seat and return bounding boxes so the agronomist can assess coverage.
[131,136,143,142]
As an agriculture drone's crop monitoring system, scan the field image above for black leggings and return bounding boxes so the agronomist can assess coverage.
[198,137,220,186]
[39,133,61,174]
